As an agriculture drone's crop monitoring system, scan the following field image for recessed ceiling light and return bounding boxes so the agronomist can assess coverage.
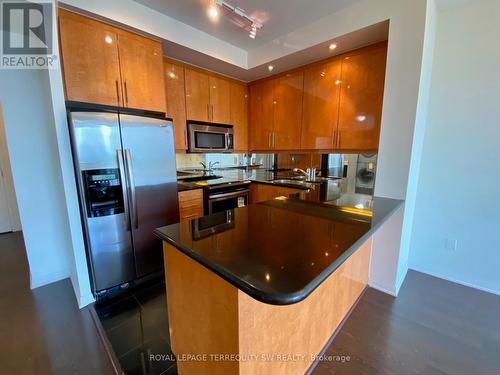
[168,72,176,79]
[329,43,337,50]
[207,1,219,20]
[104,36,113,44]
[268,65,274,71]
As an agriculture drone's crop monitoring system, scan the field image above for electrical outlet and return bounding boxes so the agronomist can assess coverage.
[445,238,457,251]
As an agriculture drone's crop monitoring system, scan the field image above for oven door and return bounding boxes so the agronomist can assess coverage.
[188,122,233,153]
[208,190,249,215]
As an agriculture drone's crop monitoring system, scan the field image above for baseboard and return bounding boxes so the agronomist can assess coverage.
[78,292,95,308]
[409,266,500,297]
[368,281,397,297]
[395,265,409,295]
[30,269,70,289]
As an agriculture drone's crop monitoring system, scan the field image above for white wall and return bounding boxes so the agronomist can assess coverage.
[0,107,21,231]
[0,68,72,288]
[409,0,500,295]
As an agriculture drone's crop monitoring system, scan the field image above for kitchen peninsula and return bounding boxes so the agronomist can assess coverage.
[155,196,402,374]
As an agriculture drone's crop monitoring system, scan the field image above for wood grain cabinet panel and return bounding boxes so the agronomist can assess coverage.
[58,9,122,107]
[184,68,210,122]
[249,80,274,151]
[301,60,342,150]
[230,82,248,151]
[117,32,166,112]
[209,75,231,124]
[273,71,304,150]
[164,60,188,150]
[250,183,306,204]
[178,189,203,220]
[337,44,387,152]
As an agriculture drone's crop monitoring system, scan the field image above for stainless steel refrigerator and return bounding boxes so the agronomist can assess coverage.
[67,106,179,296]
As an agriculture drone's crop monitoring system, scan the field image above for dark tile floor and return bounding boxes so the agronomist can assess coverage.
[95,280,177,375]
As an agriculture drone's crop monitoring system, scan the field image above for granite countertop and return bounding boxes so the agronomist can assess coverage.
[155,196,403,305]
[176,168,373,209]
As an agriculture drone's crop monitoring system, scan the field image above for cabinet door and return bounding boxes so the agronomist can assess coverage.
[209,76,231,124]
[273,72,304,150]
[185,68,210,122]
[58,10,122,106]
[165,61,188,150]
[230,82,248,151]
[337,45,387,151]
[117,32,166,112]
[301,60,342,150]
[249,80,274,151]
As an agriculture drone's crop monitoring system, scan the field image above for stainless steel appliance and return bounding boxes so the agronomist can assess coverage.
[187,121,233,153]
[204,179,250,215]
[67,105,179,296]
[192,210,235,240]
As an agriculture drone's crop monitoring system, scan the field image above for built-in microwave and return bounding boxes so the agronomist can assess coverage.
[187,121,234,153]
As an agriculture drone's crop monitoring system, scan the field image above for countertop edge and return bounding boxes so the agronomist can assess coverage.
[156,198,405,306]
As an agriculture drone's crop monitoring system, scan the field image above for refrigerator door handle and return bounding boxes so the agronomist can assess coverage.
[117,150,131,231]
[125,149,139,229]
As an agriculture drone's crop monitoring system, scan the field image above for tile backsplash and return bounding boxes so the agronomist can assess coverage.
[175,153,274,170]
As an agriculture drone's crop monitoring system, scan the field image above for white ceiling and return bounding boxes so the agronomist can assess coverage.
[133,0,361,51]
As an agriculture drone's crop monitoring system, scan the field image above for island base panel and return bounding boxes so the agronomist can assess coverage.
[163,238,372,375]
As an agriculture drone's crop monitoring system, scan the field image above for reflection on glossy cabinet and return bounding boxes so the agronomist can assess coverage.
[165,60,187,150]
[337,44,387,151]
[209,76,231,124]
[185,68,210,122]
[249,80,274,151]
[273,72,304,150]
[58,9,122,106]
[117,32,165,112]
[301,60,342,150]
[249,183,306,204]
[230,82,249,151]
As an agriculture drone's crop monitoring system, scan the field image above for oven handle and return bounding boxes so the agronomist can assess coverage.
[208,189,250,201]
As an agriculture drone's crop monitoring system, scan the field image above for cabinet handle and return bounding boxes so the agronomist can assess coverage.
[272,132,276,148]
[184,130,188,148]
[268,133,271,148]
[210,104,214,121]
[115,79,120,105]
[124,80,129,105]
[338,132,341,148]
[207,104,210,121]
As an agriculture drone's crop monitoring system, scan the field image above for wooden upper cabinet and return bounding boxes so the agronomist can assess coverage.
[273,71,304,150]
[249,80,274,151]
[185,68,210,122]
[209,76,230,124]
[58,9,122,106]
[165,60,187,150]
[301,60,342,150]
[118,32,165,112]
[58,9,166,112]
[337,44,387,152]
[230,82,248,151]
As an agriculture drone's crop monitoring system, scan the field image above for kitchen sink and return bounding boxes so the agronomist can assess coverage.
[272,179,315,189]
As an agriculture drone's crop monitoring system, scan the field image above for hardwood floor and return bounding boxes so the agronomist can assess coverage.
[312,271,500,375]
[0,232,115,375]
[1,231,499,374]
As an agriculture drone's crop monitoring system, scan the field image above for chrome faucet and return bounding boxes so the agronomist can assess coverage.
[293,168,309,177]
[293,167,316,181]
[200,161,220,171]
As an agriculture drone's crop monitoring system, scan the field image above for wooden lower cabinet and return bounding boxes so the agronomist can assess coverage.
[178,189,204,220]
[250,183,307,204]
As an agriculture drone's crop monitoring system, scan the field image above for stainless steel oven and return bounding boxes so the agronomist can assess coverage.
[205,181,250,215]
[188,121,234,153]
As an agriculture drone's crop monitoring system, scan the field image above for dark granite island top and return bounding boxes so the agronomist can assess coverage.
[155,196,403,305]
